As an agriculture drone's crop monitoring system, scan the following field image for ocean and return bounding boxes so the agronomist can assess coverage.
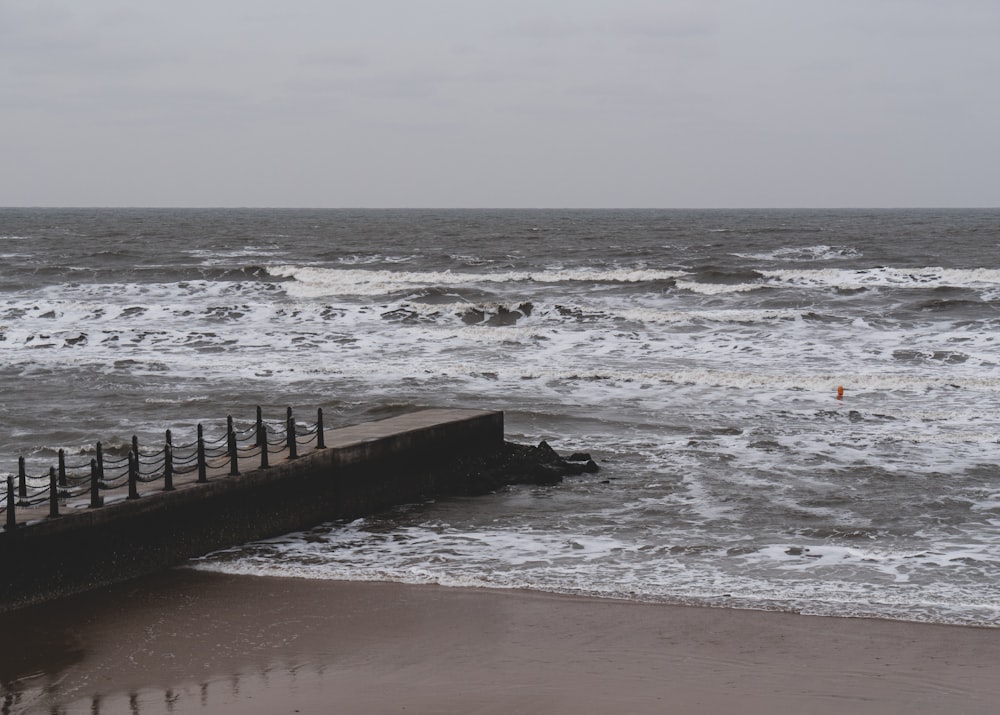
[1,207,998,627]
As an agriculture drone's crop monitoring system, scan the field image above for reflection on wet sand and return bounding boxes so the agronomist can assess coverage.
[5,663,333,715]
[3,567,999,715]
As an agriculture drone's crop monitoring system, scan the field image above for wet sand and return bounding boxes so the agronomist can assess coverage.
[1,569,997,714]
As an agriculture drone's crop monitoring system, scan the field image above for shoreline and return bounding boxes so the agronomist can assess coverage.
[187,564,1000,630]
[2,569,998,714]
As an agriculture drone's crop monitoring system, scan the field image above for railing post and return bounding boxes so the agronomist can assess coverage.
[96,441,105,482]
[48,467,59,518]
[5,475,15,530]
[286,407,298,459]
[58,449,67,488]
[260,420,269,469]
[227,415,239,476]
[197,423,207,483]
[89,459,103,508]
[316,408,326,449]
[131,435,140,478]
[163,429,174,491]
[127,451,140,500]
[256,405,269,467]
[17,457,26,503]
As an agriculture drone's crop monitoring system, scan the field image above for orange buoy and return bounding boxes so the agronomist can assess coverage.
[837,385,844,399]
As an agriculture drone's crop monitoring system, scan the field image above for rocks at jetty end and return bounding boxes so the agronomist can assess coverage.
[448,439,600,496]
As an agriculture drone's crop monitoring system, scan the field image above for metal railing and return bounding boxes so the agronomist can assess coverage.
[2,406,327,531]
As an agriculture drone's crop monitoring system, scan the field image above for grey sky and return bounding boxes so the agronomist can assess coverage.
[2,1,998,208]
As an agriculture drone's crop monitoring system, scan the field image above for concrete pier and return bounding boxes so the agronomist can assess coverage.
[0,409,505,612]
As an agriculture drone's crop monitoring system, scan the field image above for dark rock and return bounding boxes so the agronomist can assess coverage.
[566,452,592,462]
[537,440,559,458]
[381,308,418,323]
[518,302,534,316]
[583,459,600,473]
[461,308,485,324]
[486,306,520,327]
[446,439,602,492]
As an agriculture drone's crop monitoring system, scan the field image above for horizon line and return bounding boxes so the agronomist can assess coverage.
[2,205,998,211]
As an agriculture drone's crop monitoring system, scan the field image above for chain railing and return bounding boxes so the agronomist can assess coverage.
[2,406,327,531]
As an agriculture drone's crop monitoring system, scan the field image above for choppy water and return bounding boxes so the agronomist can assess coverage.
[2,208,999,626]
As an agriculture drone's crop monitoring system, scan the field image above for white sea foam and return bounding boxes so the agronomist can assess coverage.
[393,300,802,327]
[5,279,1000,409]
[674,281,764,295]
[761,266,1000,290]
[144,395,211,405]
[733,245,862,262]
[186,245,285,262]
[190,513,1000,626]
[267,265,688,297]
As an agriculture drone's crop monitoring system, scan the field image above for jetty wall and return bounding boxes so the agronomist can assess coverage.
[0,409,505,612]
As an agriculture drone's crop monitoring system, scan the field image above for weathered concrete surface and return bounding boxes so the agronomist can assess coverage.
[0,409,510,612]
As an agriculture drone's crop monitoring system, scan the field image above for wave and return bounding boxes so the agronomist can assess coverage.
[335,254,419,266]
[732,245,861,262]
[144,395,211,405]
[761,267,1000,290]
[674,281,765,295]
[266,265,689,297]
[430,301,801,326]
[578,305,801,326]
[689,266,766,284]
[0,264,276,291]
[911,298,991,314]
[647,266,1000,300]
[212,265,277,281]
[266,264,1000,299]
[708,226,826,235]
[318,294,807,329]
[186,245,285,261]
[447,254,495,267]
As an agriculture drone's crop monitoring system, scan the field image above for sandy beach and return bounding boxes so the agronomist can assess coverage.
[1,569,996,714]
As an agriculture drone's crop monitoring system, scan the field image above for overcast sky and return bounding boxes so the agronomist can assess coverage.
[2,1,998,208]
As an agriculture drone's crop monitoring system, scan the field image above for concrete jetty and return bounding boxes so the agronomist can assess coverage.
[0,408,511,612]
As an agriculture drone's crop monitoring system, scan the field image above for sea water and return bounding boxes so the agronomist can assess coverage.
[1,208,998,626]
